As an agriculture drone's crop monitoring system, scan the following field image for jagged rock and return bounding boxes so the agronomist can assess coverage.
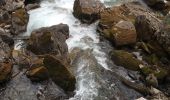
[11,8,29,35]
[111,50,143,71]
[73,0,105,24]
[43,55,76,92]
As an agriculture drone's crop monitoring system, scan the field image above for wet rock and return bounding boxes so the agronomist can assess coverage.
[73,0,105,24]
[111,50,143,71]
[24,0,40,5]
[135,15,162,41]
[11,8,29,35]
[26,66,49,82]
[43,55,76,92]
[98,2,155,46]
[0,62,12,83]
[143,0,167,10]
[25,3,40,11]
[27,24,69,64]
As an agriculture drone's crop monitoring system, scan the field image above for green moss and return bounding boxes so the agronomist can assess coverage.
[143,54,159,65]
[111,50,143,71]
[141,66,168,80]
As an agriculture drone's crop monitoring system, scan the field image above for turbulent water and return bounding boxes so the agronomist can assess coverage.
[1,0,144,100]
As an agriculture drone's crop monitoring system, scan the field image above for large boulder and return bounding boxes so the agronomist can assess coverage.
[27,24,69,64]
[73,0,105,24]
[97,2,154,46]
[135,15,162,41]
[43,55,76,92]
[11,8,29,35]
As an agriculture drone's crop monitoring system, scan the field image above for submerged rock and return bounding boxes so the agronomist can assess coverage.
[11,8,29,35]
[73,0,105,24]
[43,55,76,92]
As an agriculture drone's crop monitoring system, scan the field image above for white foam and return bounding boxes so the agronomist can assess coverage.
[21,0,118,99]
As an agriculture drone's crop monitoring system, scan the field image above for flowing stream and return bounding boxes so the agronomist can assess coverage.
[1,0,144,100]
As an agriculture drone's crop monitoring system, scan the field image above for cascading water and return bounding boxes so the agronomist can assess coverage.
[1,0,144,100]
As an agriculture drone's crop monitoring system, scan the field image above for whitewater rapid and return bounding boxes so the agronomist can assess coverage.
[12,0,142,100]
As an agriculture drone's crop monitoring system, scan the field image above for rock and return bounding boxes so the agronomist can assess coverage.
[24,0,40,5]
[146,74,158,87]
[0,62,12,83]
[148,87,169,100]
[73,0,105,24]
[0,11,11,24]
[110,50,143,71]
[26,66,49,82]
[140,65,168,80]
[11,8,29,35]
[27,24,69,65]
[143,0,167,10]
[135,15,162,41]
[43,55,76,92]
[25,3,40,11]
[155,14,170,55]
[110,20,136,46]
[97,2,155,46]
[0,28,14,46]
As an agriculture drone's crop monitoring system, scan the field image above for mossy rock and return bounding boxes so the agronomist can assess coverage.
[111,50,143,71]
[43,55,76,92]
[141,66,168,80]
[143,54,160,65]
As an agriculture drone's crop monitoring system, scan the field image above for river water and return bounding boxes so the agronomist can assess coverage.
[1,0,144,100]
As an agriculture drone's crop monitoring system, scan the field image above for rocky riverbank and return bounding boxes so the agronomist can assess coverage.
[0,0,170,100]
[74,0,170,99]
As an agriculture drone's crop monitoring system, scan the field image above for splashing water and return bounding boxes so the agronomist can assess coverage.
[12,0,143,100]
